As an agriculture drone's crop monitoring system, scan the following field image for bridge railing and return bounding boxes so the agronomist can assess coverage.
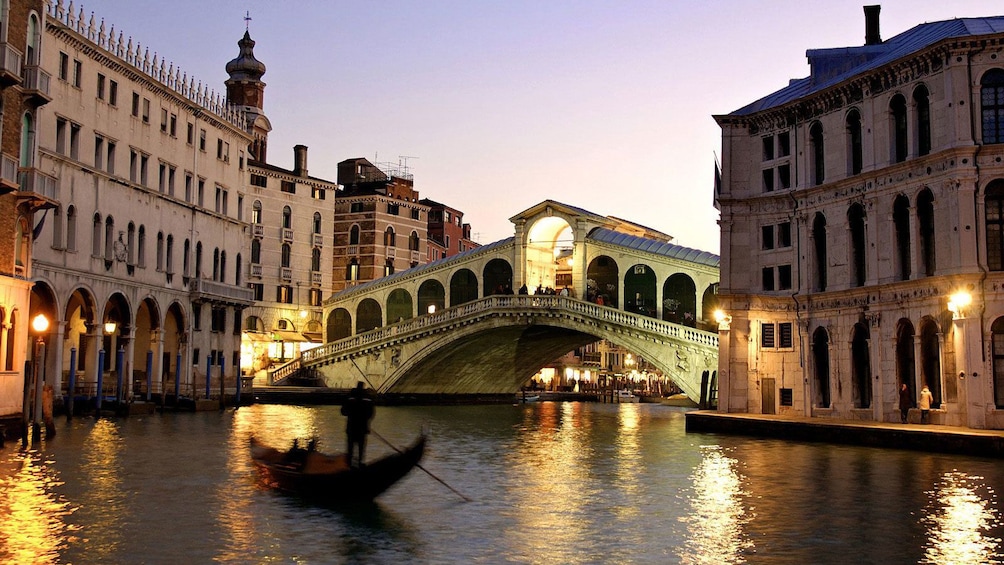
[304,296,717,365]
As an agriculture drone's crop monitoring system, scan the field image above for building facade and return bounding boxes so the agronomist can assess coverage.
[715,7,1004,429]
[420,198,477,262]
[29,1,253,402]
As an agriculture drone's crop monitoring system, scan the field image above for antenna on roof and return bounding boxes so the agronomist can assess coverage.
[399,155,419,175]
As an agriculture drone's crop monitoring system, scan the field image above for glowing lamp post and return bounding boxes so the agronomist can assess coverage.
[31,314,49,440]
[947,291,972,320]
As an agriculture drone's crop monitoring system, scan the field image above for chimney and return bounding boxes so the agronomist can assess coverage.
[864,5,881,45]
[293,144,308,177]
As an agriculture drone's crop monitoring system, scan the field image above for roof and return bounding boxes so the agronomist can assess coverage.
[587,228,720,268]
[728,17,1004,117]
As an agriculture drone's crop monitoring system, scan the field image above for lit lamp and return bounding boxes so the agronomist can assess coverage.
[714,309,732,331]
[104,321,117,334]
[947,291,972,320]
[428,305,436,314]
[299,309,308,320]
[31,314,49,439]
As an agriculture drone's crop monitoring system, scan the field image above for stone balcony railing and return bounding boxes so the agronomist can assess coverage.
[0,153,18,193]
[22,64,52,105]
[19,167,57,199]
[188,277,254,305]
[0,42,23,87]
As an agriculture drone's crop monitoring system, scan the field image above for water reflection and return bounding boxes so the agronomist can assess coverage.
[679,445,753,565]
[0,449,74,564]
[923,471,1002,564]
[77,418,127,560]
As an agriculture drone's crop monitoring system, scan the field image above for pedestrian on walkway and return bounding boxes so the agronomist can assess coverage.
[918,384,934,424]
[898,383,911,423]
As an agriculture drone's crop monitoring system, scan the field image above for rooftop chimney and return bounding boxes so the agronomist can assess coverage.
[293,144,308,177]
[864,5,881,45]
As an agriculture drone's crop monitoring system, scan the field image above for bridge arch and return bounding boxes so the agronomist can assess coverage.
[356,299,382,333]
[625,263,657,317]
[524,215,573,293]
[664,273,697,327]
[418,279,446,314]
[449,268,478,306]
[483,258,513,295]
[701,283,719,326]
[327,308,352,341]
[387,288,414,323]
[586,255,619,307]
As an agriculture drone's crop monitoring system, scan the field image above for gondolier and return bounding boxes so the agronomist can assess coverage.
[342,381,375,467]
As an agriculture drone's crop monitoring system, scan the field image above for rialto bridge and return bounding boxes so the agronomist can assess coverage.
[284,201,722,399]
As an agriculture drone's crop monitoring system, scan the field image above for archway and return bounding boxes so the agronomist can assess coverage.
[63,288,97,379]
[624,264,656,317]
[663,273,697,326]
[586,255,618,307]
[133,297,161,396]
[851,322,871,408]
[525,216,572,292]
[919,317,941,407]
[326,308,352,341]
[163,302,186,393]
[700,283,719,330]
[483,258,513,295]
[356,299,382,333]
[896,319,916,405]
[450,269,478,307]
[387,288,414,323]
[418,279,446,314]
[102,292,133,387]
[812,326,830,408]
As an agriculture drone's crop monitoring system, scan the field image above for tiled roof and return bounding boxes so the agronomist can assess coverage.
[587,228,720,268]
[730,17,1004,116]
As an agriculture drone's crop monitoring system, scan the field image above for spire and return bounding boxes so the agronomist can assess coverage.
[225,29,266,82]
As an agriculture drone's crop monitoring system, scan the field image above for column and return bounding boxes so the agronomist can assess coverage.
[86,323,103,396]
[50,319,66,396]
[0,321,8,371]
[152,329,164,396]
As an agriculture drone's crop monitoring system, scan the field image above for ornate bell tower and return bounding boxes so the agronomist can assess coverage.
[225,26,271,162]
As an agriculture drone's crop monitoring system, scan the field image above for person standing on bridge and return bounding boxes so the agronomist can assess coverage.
[341,381,375,467]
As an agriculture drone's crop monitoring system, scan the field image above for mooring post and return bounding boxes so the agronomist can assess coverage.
[67,348,77,419]
[205,355,212,399]
[145,350,153,402]
[174,352,182,403]
[96,349,106,415]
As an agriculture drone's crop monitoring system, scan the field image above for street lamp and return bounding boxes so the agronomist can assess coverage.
[948,291,972,320]
[428,305,436,314]
[104,321,117,334]
[31,314,49,440]
[714,309,732,331]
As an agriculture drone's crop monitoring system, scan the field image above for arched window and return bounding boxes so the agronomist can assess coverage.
[920,318,942,408]
[851,323,871,408]
[183,239,191,277]
[219,250,226,283]
[985,180,1004,271]
[251,239,261,263]
[384,226,395,247]
[848,203,866,287]
[893,195,911,281]
[282,206,292,229]
[281,243,291,268]
[991,317,1004,408]
[157,232,164,270]
[52,206,63,249]
[896,319,916,406]
[812,213,827,292]
[890,94,908,163]
[313,212,321,234]
[66,205,76,252]
[349,225,360,245]
[980,69,1004,144]
[311,247,321,271]
[846,109,863,175]
[914,85,931,156]
[20,112,33,167]
[127,222,136,265]
[104,216,114,261]
[26,13,39,65]
[252,200,262,224]
[212,248,220,280]
[137,225,146,267]
[195,241,203,278]
[166,235,174,273]
[812,327,830,408]
[92,213,102,256]
[917,189,936,277]
[809,121,824,186]
[409,231,420,251]
[13,217,27,270]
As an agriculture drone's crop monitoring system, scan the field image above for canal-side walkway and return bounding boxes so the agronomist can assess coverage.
[685,411,1004,458]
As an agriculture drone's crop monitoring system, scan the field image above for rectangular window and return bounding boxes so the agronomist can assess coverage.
[762,136,774,161]
[350,202,364,213]
[387,203,399,215]
[70,123,80,160]
[106,142,115,174]
[159,163,167,192]
[762,225,774,250]
[169,114,177,137]
[762,169,774,192]
[250,283,264,301]
[761,322,776,348]
[778,131,791,157]
[193,304,202,331]
[142,98,150,123]
[198,178,205,206]
[97,73,106,100]
[199,129,206,152]
[411,209,420,220]
[762,266,775,291]
[217,139,223,159]
[93,136,104,170]
[187,123,194,145]
[58,52,68,80]
[277,285,293,304]
[250,174,267,187]
[777,264,792,290]
[109,80,118,106]
[777,222,792,248]
[168,166,176,196]
[215,185,223,213]
[280,180,295,193]
[237,194,244,221]
[132,92,140,117]
[211,307,225,333]
[310,288,322,307]
[312,186,325,200]
[72,60,82,87]
[56,119,67,155]
[130,150,138,182]
[160,108,168,132]
[141,154,149,186]
[778,322,793,348]
[778,164,791,189]
[185,173,193,202]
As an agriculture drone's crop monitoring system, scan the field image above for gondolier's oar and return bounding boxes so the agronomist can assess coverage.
[349,358,472,503]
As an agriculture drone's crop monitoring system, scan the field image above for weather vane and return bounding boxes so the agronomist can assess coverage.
[244,10,252,31]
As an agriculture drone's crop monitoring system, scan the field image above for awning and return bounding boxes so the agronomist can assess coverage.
[302,332,323,343]
[271,330,308,342]
[242,332,273,343]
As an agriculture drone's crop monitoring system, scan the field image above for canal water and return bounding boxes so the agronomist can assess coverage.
[1,402,1002,564]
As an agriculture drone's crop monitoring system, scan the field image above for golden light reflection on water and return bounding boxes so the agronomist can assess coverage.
[613,403,642,518]
[678,445,753,565]
[922,471,1002,564]
[78,418,127,560]
[0,450,76,564]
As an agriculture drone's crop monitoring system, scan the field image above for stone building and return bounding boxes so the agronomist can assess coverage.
[420,198,478,263]
[29,1,253,401]
[332,158,429,296]
[0,0,55,422]
[715,6,1004,428]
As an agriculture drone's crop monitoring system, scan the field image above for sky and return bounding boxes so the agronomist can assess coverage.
[67,0,1004,254]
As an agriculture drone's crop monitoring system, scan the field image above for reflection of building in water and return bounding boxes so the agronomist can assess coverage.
[715,6,1004,429]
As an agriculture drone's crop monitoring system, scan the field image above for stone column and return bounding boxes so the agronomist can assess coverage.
[0,321,8,371]
[152,329,164,396]
[954,314,985,428]
[50,320,66,395]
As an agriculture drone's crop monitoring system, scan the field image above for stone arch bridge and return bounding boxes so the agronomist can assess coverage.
[279,200,721,399]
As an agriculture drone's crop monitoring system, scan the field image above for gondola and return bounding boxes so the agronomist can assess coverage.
[250,433,426,503]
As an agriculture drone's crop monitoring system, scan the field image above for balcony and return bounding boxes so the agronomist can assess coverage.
[0,153,18,194]
[21,64,51,106]
[281,227,293,242]
[18,167,58,210]
[347,245,358,256]
[410,250,421,263]
[279,267,292,281]
[0,43,23,87]
[311,270,322,286]
[312,233,323,247]
[249,263,262,278]
[252,223,264,237]
[189,277,254,306]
